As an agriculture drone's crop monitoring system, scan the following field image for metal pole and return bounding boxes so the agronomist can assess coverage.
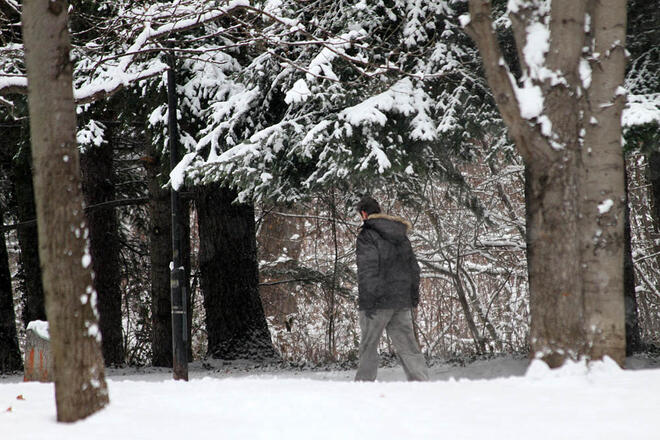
[167,50,188,381]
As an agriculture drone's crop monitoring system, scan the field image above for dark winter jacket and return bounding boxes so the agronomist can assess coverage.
[356,213,421,310]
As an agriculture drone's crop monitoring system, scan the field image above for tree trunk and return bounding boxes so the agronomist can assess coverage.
[257,208,302,325]
[22,0,108,422]
[0,207,22,373]
[467,0,627,366]
[81,135,124,366]
[623,167,642,354]
[145,140,173,367]
[181,198,193,362]
[526,158,584,367]
[197,184,278,360]
[578,0,627,364]
[13,146,46,326]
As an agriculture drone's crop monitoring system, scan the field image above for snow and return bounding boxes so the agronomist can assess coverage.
[284,78,311,104]
[358,139,391,173]
[623,93,660,127]
[306,30,365,82]
[598,199,614,214]
[170,152,197,190]
[579,59,592,89]
[458,13,471,27]
[507,0,524,14]
[25,320,49,340]
[339,78,436,142]
[82,253,92,269]
[0,75,27,91]
[2,356,659,439]
[523,22,550,73]
[512,79,544,120]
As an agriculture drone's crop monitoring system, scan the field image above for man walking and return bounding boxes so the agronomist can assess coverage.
[354,196,429,381]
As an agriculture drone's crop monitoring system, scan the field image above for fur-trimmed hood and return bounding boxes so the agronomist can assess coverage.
[366,213,412,231]
[362,213,412,244]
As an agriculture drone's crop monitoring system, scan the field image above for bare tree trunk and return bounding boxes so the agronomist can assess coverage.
[22,0,108,422]
[467,0,627,366]
[0,206,22,373]
[326,191,339,359]
[257,208,302,329]
[526,159,584,366]
[181,198,193,362]
[197,184,278,360]
[145,140,173,367]
[578,0,627,365]
[81,134,124,366]
[623,167,642,354]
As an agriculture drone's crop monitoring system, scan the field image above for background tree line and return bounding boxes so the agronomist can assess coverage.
[0,0,658,379]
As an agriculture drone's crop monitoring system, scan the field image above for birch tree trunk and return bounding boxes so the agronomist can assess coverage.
[0,207,22,373]
[466,0,627,366]
[22,0,109,422]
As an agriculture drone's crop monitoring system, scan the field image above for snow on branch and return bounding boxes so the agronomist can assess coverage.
[0,0,251,104]
[0,75,27,96]
[464,0,541,163]
[623,93,660,128]
[338,78,436,141]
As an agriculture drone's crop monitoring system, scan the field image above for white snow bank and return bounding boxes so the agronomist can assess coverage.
[2,357,659,440]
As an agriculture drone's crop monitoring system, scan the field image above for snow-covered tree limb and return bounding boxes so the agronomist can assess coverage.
[464,0,537,163]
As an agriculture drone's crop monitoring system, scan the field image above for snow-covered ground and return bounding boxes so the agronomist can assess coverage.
[2,355,659,440]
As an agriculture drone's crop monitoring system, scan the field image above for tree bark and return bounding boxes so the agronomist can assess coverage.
[81,134,124,366]
[257,208,302,324]
[181,198,193,362]
[145,140,173,367]
[467,0,627,366]
[0,207,22,373]
[197,185,278,360]
[578,0,627,364]
[22,0,108,422]
[526,158,584,367]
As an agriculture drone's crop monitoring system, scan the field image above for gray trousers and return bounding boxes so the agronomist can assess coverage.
[355,308,429,381]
